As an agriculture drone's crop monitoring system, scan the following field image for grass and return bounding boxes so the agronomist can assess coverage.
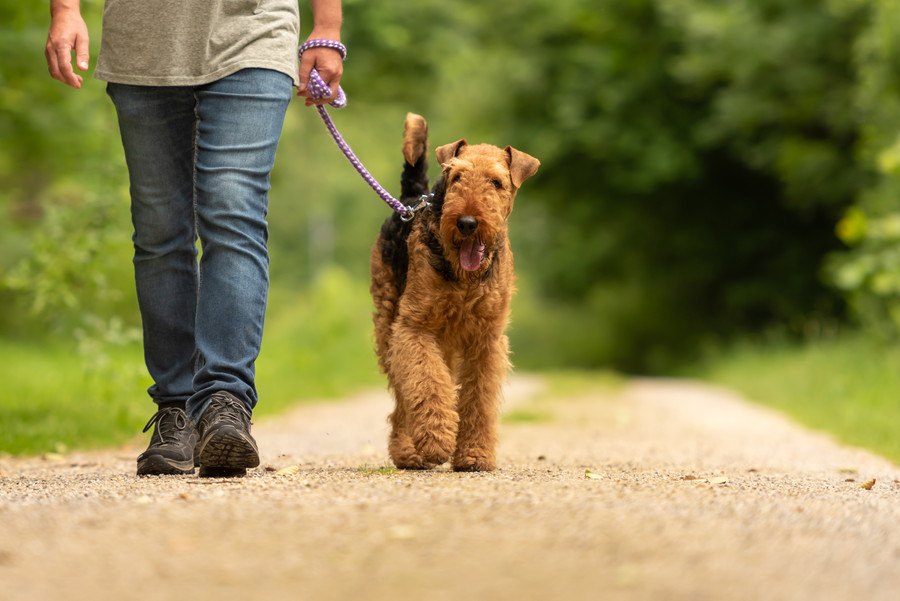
[255,268,382,417]
[0,339,151,455]
[356,465,398,476]
[694,333,900,464]
[502,369,623,425]
[539,369,624,398]
[502,408,554,424]
[0,267,382,455]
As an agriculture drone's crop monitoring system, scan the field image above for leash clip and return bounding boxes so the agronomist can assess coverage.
[400,193,433,222]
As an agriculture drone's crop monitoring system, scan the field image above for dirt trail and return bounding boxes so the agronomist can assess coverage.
[2,376,899,601]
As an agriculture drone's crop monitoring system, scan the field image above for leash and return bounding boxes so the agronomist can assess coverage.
[299,39,432,222]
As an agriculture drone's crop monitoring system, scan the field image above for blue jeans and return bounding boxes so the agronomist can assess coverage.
[107,68,293,421]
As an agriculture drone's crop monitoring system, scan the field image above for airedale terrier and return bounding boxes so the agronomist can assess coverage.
[370,113,540,471]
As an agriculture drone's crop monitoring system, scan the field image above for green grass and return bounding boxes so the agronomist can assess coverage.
[502,408,554,424]
[0,339,151,455]
[356,465,398,476]
[255,268,382,417]
[539,369,624,398]
[0,267,382,455]
[502,369,623,425]
[694,333,900,464]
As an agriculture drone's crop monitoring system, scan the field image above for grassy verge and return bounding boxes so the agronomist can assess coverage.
[0,340,150,455]
[502,370,623,425]
[694,334,900,464]
[1,268,381,456]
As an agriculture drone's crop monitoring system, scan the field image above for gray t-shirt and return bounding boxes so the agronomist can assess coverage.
[94,0,300,87]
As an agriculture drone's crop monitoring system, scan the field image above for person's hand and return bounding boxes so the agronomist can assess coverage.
[298,31,344,106]
[46,7,90,89]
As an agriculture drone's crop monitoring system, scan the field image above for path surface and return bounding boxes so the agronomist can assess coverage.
[2,376,899,601]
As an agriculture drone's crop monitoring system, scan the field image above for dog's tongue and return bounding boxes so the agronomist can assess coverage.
[459,239,486,272]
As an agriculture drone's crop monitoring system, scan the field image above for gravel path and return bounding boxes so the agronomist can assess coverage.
[2,376,899,601]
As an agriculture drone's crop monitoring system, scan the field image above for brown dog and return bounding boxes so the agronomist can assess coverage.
[370,113,539,471]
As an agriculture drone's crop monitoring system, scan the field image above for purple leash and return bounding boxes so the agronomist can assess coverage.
[299,40,431,222]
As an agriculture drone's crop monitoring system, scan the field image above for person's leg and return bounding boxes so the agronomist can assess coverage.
[106,83,200,475]
[187,68,292,419]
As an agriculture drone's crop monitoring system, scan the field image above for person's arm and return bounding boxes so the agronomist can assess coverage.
[46,0,90,89]
[298,0,343,106]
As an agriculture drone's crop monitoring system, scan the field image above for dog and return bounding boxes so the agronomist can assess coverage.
[369,113,540,471]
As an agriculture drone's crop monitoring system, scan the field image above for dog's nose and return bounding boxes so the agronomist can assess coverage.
[457,216,478,237]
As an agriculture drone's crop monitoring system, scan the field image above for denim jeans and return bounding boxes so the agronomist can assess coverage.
[107,68,293,421]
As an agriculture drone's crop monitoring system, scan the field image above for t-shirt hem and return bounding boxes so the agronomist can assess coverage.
[93,59,299,88]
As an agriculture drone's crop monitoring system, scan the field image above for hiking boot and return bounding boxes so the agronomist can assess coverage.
[136,405,199,476]
[196,391,259,477]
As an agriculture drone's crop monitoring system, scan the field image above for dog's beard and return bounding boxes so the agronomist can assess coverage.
[459,239,486,272]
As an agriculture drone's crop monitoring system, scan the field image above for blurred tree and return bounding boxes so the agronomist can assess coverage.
[386,0,867,370]
[830,0,900,336]
[0,0,134,337]
[2,0,897,374]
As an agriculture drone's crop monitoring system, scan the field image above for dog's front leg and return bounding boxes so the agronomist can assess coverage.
[387,326,459,468]
[452,334,509,472]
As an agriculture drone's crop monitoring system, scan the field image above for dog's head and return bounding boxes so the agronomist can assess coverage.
[433,140,540,275]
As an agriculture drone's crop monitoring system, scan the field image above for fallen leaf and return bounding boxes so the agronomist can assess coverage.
[584,469,602,480]
[838,467,858,475]
[273,465,300,476]
[264,466,277,472]
[178,492,192,501]
[537,455,547,461]
[683,475,728,484]
[41,453,65,462]
[859,479,876,490]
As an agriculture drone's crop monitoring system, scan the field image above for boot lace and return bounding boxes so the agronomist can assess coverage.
[207,392,252,428]
[142,406,189,443]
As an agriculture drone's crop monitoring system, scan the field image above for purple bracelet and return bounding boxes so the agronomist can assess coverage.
[298,40,347,108]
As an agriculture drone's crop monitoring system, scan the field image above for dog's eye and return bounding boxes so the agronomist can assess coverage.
[450,173,462,185]
[491,178,503,190]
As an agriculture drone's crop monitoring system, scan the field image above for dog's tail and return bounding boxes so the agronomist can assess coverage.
[401,113,429,201]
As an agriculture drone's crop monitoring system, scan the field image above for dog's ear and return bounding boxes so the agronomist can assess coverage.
[436,139,467,167]
[505,146,540,189]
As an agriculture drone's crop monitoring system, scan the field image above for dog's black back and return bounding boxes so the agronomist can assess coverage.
[378,154,447,295]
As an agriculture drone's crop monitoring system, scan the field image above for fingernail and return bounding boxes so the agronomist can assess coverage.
[78,61,88,69]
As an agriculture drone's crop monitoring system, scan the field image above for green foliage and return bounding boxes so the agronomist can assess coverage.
[339,0,869,369]
[4,183,135,335]
[0,339,150,455]
[0,267,380,454]
[255,267,382,416]
[696,333,900,464]
[828,0,900,336]
[5,0,900,407]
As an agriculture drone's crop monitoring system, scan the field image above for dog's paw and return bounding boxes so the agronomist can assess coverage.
[452,452,496,472]
[413,434,454,467]
[392,456,433,470]
[389,442,434,470]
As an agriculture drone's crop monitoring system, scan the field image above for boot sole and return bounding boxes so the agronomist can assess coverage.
[136,454,195,476]
[198,426,259,478]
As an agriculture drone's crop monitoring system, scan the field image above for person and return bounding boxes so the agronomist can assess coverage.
[45,0,344,477]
